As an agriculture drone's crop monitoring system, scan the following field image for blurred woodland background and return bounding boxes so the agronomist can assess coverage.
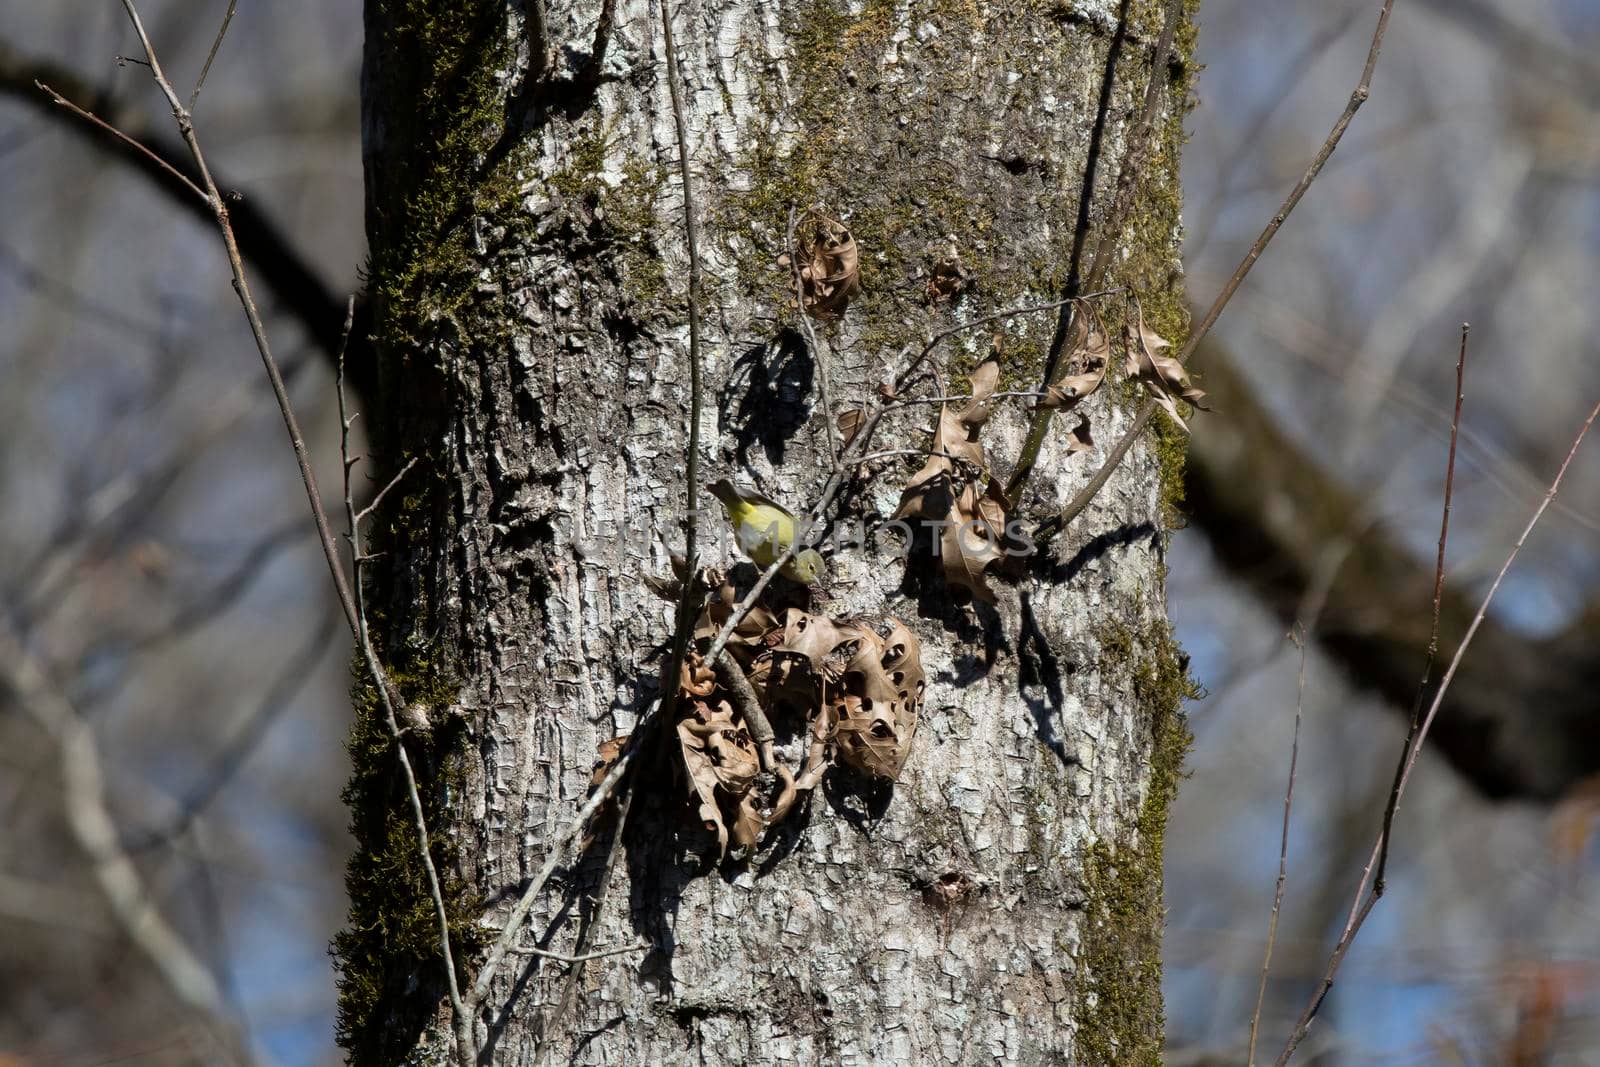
[2,1,1599,1064]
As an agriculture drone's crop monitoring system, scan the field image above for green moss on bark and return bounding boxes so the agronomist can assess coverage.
[336,1,518,1058]
[1074,614,1197,1064]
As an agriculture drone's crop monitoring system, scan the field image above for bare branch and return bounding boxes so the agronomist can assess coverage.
[1272,389,1600,1066]
[511,940,649,964]
[114,0,359,636]
[36,80,205,202]
[188,0,237,112]
[336,303,468,1061]
[1246,628,1306,1067]
[354,457,420,526]
[1373,322,1468,894]
[1045,0,1398,537]
[714,651,776,770]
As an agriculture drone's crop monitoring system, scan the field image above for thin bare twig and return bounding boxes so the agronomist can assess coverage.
[188,0,237,112]
[115,0,359,637]
[354,457,420,526]
[513,940,649,964]
[36,80,205,202]
[1246,627,1306,1067]
[891,390,1049,407]
[855,447,983,466]
[336,307,467,1060]
[1273,391,1600,1067]
[1046,0,1398,538]
[1373,323,1467,894]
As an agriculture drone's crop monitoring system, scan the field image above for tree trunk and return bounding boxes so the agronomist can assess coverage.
[337,1,1196,1063]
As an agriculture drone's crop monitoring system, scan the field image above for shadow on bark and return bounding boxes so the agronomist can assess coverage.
[1018,592,1080,765]
[717,330,817,468]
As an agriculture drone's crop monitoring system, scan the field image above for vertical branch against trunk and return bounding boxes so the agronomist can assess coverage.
[1045,0,1398,537]
[661,0,704,669]
[1005,0,1182,502]
[336,311,466,1064]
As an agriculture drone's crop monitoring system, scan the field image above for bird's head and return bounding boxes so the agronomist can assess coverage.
[790,548,827,585]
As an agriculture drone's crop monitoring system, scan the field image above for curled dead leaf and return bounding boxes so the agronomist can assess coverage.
[676,697,760,857]
[746,611,924,783]
[937,480,1008,603]
[956,357,1001,430]
[831,619,924,779]
[679,651,716,698]
[792,210,860,320]
[838,407,867,450]
[1123,301,1207,433]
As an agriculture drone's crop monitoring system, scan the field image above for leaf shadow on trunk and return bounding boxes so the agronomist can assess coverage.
[1035,521,1157,588]
[716,330,816,468]
[1018,591,1080,766]
[820,769,895,832]
[622,800,723,1001]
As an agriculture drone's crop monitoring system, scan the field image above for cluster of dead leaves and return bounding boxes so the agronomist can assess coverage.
[745,610,925,783]
[618,568,925,857]
[780,209,860,320]
[1037,299,1111,417]
[892,354,1016,602]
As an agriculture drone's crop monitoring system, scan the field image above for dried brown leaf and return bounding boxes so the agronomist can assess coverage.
[956,358,1001,429]
[794,211,861,320]
[891,404,986,524]
[831,619,924,780]
[677,697,760,857]
[1037,303,1110,410]
[679,651,716,698]
[937,480,1005,602]
[838,407,867,449]
[1038,364,1105,410]
[1124,302,1206,433]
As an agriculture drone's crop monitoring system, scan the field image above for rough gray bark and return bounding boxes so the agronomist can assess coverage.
[340,1,1195,1064]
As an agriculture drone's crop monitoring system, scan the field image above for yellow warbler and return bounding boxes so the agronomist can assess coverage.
[708,479,826,584]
